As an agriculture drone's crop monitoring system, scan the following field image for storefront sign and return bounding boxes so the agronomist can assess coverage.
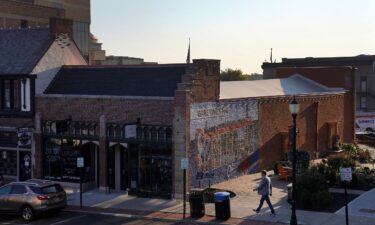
[125,125,137,138]
[77,157,84,168]
[18,129,32,149]
[181,158,187,170]
[340,167,352,181]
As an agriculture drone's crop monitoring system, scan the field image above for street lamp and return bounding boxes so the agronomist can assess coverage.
[289,96,299,225]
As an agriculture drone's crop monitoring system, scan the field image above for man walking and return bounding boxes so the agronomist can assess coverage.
[253,170,276,216]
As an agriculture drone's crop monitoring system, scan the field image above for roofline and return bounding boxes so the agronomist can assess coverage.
[62,63,189,69]
[219,91,347,101]
[37,94,175,101]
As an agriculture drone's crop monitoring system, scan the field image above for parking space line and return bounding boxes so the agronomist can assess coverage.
[49,215,86,225]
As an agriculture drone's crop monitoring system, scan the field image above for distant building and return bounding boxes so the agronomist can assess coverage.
[262,55,375,112]
[0,0,91,60]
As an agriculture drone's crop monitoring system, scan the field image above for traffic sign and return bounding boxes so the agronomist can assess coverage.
[77,157,84,168]
[340,167,352,181]
[181,158,187,170]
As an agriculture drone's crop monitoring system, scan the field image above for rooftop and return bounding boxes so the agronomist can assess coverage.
[220,74,344,99]
[44,65,188,97]
[0,28,54,74]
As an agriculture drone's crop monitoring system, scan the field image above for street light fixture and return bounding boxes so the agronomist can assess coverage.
[289,96,299,225]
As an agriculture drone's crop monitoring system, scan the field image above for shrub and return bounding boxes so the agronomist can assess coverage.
[341,143,358,158]
[288,150,310,175]
[327,154,355,172]
[296,168,331,210]
[358,149,371,163]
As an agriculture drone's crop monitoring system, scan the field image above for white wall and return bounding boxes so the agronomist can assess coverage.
[32,38,87,94]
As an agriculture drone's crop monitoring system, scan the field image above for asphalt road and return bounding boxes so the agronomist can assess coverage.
[0,211,202,225]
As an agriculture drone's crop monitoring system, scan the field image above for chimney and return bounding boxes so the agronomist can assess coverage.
[49,18,73,38]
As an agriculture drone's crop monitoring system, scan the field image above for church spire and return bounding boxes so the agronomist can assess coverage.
[186,38,191,64]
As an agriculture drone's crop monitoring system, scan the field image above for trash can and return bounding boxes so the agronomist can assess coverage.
[189,188,205,218]
[214,192,231,220]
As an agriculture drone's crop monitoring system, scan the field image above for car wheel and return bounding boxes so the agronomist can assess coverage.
[21,205,34,221]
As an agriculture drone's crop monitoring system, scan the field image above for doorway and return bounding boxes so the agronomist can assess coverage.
[19,151,31,181]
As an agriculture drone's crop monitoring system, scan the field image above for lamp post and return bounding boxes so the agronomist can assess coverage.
[289,96,299,225]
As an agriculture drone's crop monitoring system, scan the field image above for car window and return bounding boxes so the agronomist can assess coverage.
[0,185,11,195]
[10,185,27,194]
[29,185,63,194]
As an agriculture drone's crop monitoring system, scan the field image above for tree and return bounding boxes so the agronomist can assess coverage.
[220,68,247,81]
[220,69,263,81]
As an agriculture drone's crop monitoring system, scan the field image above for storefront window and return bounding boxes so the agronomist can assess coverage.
[0,150,17,176]
[44,138,96,183]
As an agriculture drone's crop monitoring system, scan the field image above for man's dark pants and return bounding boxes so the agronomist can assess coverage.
[256,194,275,214]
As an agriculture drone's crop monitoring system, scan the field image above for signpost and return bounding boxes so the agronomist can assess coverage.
[340,167,352,225]
[77,157,84,209]
[181,158,187,219]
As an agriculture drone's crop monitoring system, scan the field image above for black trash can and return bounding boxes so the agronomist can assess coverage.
[214,192,231,220]
[189,188,205,218]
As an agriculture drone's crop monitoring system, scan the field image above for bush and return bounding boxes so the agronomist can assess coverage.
[327,154,355,172]
[296,168,331,210]
[274,162,281,175]
[358,149,371,163]
[341,143,358,158]
[288,150,310,175]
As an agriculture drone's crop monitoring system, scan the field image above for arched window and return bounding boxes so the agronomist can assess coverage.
[108,125,115,138]
[74,122,81,135]
[150,127,157,141]
[115,125,122,138]
[88,123,96,136]
[81,123,88,136]
[136,126,142,139]
[165,127,172,142]
[143,127,149,140]
[158,127,165,141]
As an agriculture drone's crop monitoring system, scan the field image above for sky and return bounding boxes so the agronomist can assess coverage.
[91,0,375,74]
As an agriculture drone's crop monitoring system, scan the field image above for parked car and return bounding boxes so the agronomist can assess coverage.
[0,179,66,221]
[0,174,5,187]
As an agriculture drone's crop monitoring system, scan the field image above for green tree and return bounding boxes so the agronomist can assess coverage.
[220,68,247,81]
[220,69,263,81]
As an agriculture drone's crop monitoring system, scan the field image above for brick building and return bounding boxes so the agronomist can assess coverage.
[0,27,356,198]
[262,55,375,112]
[0,0,91,60]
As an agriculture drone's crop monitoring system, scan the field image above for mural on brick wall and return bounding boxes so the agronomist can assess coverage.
[190,100,259,188]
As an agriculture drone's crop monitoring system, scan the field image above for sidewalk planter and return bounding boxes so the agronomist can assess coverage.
[214,192,231,220]
[189,188,205,218]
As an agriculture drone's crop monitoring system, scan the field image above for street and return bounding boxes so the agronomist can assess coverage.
[0,211,203,225]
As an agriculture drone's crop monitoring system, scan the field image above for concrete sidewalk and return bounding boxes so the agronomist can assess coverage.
[66,173,375,225]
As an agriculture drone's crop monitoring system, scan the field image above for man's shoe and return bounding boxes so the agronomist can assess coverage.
[270,213,276,217]
[253,209,259,213]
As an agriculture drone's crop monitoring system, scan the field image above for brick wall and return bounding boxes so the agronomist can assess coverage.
[36,96,175,125]
[258,94,346,169]
[276,67,356,143]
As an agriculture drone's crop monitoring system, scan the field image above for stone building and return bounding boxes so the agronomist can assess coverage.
[262,55,375,112]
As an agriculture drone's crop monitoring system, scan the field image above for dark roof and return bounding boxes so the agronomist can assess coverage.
[0,28,54,74]
[262,55,375,69]
[44,65,188,97]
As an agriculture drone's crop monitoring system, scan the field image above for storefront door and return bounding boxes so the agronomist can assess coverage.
[120,148,129,190]
[19,151,31,181]
[108,147,115,189]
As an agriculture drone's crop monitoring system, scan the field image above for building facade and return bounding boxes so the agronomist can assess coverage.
[0,0,91,60]
[0,27,86,183]
[262,55,375,112]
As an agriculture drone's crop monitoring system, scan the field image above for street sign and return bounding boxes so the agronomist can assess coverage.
[77,157,84,168]
[181,158,187,170]
[340,167,352,181]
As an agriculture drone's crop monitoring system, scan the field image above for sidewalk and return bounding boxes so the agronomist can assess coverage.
[65,172,375,225]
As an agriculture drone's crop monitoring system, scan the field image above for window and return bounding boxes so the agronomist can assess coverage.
[0,150,17,175]
[361,77,367,92]
[10,185,27,194]
[361,96,367,109]
[1,79,20,110]
[0,185,11,195]
[20,20,28,28]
